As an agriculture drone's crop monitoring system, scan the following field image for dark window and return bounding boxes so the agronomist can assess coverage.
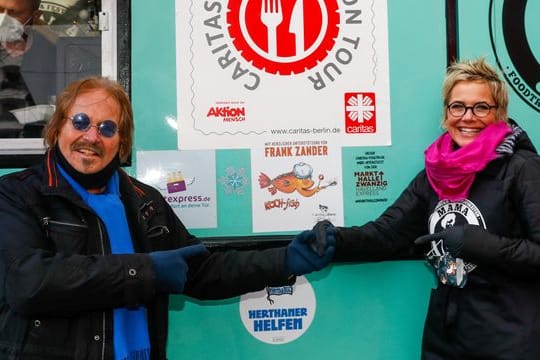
[0,0,130,168]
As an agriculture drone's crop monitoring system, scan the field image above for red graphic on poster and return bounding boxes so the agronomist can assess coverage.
[227,0,340,75]
[344,92,376,133]
[258,162,336,197]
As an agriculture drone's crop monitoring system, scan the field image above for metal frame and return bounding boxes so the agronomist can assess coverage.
[446,0,458,66]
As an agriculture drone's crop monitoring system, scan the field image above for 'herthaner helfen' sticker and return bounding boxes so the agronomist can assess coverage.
[239,276,316,344]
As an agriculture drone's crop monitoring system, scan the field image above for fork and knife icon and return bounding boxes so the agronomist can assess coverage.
[260,0,305,57]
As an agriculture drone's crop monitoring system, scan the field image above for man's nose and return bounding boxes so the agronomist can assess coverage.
[82,126,101,141]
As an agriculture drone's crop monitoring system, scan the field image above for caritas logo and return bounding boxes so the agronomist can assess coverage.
[227,0,340,75]
[344,92,376,133]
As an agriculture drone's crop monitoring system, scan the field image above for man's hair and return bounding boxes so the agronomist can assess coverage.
[32,0,41,11]
[43,77,134,162]
[441,57,509,125]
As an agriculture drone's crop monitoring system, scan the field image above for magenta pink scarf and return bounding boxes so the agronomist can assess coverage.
[425,121,511,201]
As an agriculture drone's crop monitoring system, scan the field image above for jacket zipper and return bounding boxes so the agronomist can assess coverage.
[98,221,106,360]
[40,215,107,358]
[42,217,88,228]
[41,217,88,242]
[147,225,170,239]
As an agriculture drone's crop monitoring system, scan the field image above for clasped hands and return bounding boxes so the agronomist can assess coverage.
[286,220,336,276]
[148,225,475,291]
[149,220,338,293]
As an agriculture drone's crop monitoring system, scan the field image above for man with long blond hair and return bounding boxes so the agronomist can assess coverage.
[0,76,334,359]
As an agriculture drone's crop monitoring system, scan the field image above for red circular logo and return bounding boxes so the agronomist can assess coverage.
[227,0,340,75]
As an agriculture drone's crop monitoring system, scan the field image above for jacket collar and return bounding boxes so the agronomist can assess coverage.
[40,151,154,253]
[42,150,146,201]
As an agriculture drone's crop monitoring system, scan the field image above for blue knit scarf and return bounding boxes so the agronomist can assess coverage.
[58,166,151,360]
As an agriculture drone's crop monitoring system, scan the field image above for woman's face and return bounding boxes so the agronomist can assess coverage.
[444,80,498,147]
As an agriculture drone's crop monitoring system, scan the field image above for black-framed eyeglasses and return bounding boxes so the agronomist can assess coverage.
[68,113,118,138]
[447,102,497,118]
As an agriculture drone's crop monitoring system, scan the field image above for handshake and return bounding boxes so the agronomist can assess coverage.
[285,220,337,276]
[148,220,338,294]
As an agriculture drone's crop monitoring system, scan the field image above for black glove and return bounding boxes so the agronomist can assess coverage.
[414,225,465,257]
[285,230,335,276]
[149,244,208,294]
[311,220,335,256]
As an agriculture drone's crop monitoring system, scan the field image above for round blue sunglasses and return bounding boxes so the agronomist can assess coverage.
[68,113,118,138]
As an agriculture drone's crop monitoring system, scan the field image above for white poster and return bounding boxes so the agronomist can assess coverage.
[136,150,217,229]
[251,138,343,232]
[175,0,391,149]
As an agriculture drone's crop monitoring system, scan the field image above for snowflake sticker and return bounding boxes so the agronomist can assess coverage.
[219,167,248,195]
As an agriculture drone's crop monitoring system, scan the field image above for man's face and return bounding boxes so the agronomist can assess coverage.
[57,89,121,174]
[0,0,37,24]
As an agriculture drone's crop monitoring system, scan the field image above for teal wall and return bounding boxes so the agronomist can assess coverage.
[167,262,434,359]
[131,0,444,358]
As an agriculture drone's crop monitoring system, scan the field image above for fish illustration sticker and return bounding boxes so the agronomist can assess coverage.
[258,162,337,197]
[251,140,343,232]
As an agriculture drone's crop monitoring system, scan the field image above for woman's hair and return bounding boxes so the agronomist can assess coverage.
[43,77,134,162]
[441,58,509,126]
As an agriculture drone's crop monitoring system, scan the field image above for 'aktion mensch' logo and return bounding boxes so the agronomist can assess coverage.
[489,0,540,113]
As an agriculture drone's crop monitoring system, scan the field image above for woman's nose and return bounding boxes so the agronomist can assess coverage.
[461,107,475,120]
